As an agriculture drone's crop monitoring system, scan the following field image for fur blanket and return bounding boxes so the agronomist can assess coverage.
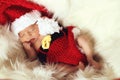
[0,0,120,80]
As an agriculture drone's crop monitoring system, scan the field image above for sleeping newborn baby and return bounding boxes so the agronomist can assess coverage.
[11,10,101,79]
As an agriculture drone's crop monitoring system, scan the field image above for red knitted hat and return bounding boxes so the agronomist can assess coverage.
[0,0,52,25]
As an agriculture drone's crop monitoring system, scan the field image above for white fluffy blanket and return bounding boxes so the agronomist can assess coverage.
[0,0,120,80]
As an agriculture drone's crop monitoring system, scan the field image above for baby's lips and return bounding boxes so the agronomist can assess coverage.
[30,38,36,43]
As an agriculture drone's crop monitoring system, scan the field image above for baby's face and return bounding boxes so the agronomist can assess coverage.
[18,24,39,43]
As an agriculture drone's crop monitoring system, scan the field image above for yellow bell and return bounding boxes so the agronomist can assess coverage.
[41,35,51,49]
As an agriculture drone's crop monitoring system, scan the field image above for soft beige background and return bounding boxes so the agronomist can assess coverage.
[33,0,120,77]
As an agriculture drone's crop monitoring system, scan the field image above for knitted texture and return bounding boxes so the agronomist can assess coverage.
[39,26,88,66]
[0,0,52,25]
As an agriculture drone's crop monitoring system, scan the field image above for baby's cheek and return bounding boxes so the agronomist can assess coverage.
[20,37,26,43]
[32,32,38,37]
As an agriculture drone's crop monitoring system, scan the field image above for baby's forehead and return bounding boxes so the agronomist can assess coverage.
[25,25,33,30]
[25,24,37,30]
[18,27,30,34]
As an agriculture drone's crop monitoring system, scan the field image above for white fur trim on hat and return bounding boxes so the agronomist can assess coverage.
[37,17,60,35]
[11,10,61,38]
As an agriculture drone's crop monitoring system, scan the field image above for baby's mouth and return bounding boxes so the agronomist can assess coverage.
[30,38,36,43]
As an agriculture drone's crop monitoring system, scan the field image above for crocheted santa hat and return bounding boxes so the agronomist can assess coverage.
[0,0,53,25]
[11,10,61,37]
[0,0,61,37]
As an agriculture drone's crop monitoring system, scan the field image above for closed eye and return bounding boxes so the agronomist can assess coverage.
[28,28,35,32]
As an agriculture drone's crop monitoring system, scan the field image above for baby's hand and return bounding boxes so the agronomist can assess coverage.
[23,42,37,61]
[23,42,31,50]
